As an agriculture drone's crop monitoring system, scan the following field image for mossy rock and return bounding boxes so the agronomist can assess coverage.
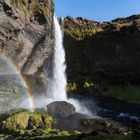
[0,110,54,132]
[10,0,54,23]
[81,119,95,127]
[64,16,103,40]
[1,111,29,131]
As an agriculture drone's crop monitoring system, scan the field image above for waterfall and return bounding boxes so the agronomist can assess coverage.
[45,16,92,116]
[46,16,67,101]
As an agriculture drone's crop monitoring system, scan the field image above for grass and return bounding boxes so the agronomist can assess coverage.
[100,86,140,104]
[64,17,103,40]
[20,133,137,140]
[68,82,140,104]
[0,129,139,140]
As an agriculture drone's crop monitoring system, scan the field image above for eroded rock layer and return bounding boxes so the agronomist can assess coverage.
[0,0,54,75]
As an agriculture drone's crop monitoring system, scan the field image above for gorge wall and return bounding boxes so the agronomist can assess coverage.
[0,0,54,74]
[0,0,54,95]
[64,15,140,100]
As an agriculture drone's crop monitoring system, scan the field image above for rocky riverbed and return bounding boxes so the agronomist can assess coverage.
[0,106,139,140]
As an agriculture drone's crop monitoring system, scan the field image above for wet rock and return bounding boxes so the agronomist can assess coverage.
[133,129,140,135]
[81,118,129,134]
[34,107,46,113]
[47,101,76,118]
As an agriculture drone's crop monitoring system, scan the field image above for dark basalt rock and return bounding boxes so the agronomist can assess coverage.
[64,14,140,102]
[81,118,129,134]
[47,101,76,118]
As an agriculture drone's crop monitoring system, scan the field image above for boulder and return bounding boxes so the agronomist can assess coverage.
[47,101,76,118]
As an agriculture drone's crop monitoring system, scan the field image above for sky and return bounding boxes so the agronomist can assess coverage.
[55,0,140,22]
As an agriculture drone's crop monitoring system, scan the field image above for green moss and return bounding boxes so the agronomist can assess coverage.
[17,129,26,135]
[68,79,140,103]
[31,114,42,128]
[99,86,140,103]
[81,134,133,140]
[0,125,136,140]
[44,115,54,129]
[11,0,29,21]
[64,17,103,40]
[10,0,53,23]
[67,83,77,92]
[72,131,81,135]
[58,131,70,136]
[81,119,95,127]
[1,111,29,131]
[29,112,54,129]
[19,133,134,140]
[83,82,94,88]
[0,110,54,132]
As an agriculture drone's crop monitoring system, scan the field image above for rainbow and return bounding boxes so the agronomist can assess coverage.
[22,74,35,111]
[0,52,35,111]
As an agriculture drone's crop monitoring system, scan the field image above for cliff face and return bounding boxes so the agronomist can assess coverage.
[0,0,54,75]
[0,0,55,100]
[64,15,140,98]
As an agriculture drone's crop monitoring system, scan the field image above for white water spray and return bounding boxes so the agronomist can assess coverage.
[46,16,92,115]
[47,16,67,101]
[0,54,32,111]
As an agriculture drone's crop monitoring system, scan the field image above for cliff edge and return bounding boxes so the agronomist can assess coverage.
[64,15,140,102]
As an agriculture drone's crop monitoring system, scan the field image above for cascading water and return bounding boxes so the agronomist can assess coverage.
[46,16,67,101]
[46,16,93,115]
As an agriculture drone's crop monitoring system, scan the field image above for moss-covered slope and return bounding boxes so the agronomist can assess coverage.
[0,109,54,132]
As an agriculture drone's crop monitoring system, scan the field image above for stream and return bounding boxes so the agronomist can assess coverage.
[68,94,140,127]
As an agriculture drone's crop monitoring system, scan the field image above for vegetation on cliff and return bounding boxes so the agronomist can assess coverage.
[11,0,54,23]
[64,16,103,40]
[64,15,140,41]
[64,15,140,103]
